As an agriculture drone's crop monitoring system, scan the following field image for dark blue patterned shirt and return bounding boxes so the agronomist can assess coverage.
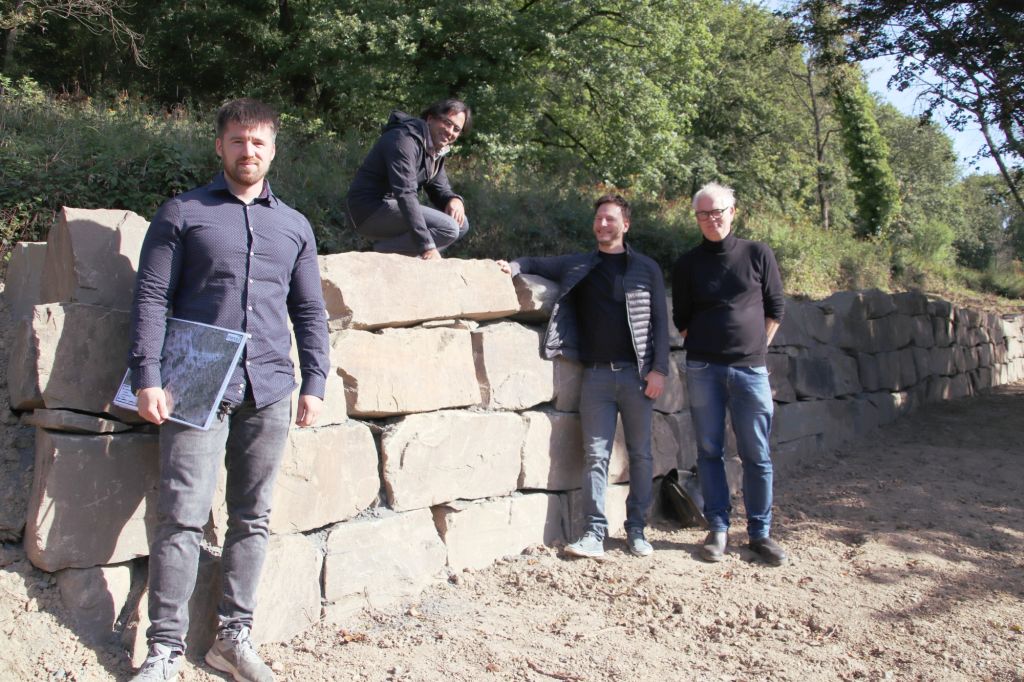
[129,173,330,407]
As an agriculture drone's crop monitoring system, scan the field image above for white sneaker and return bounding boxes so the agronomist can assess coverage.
[131,643,182,681]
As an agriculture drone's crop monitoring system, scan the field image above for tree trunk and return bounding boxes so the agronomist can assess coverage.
[807,61,831,231]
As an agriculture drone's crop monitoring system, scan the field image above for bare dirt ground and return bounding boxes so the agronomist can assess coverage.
[1,281,1022,680]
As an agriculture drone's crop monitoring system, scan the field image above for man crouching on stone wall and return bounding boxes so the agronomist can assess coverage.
[127,98,330,681]
[497,194,669,558]
[672,182,786,567]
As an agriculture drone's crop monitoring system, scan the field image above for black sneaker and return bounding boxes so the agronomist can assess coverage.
[748,537,788,566]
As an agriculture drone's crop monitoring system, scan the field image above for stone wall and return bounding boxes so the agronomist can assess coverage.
[3,207,1023,657]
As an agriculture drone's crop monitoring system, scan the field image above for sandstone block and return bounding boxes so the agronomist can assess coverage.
[932,317,954,347]
[21,409,130,435]
[772,434,824,474]
[911,315,935,348]
[251,533,323,644]
[519,410,631,492]
[654,352,687,413]
[652,412,680,478]
[472,321,554,410]
[40,207,148,311]
[25,429,159,572]
[898,348,918,388]
[8,303,140,420]
[319,252,518,330]
[553,357,582,412]
[4,242,46,320]
[892,291,929,316]
[434,493,565,571]
[775,298,831,348]
[382,411,525,511]
[270,422,380,534]
[661,411,698,472]
[930,347,956,376]
[56,563,133,645]
[511,273,558,322]
[766,352,796,403]
[323,509,446,622]
[772,400,829,444]
[857,353,881,392]
[790,350,860,399]
[334,327,481,417]
[912,346,932,382]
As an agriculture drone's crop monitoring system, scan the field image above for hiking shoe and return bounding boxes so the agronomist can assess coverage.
[564,531,605,558]
[700,531,728,562]
[749,537,788,567]
[205,626,274,682]
[627,529,653,557]
[131,643,182,681]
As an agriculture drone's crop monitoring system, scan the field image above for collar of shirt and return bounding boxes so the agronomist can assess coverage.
[209,171,277,207]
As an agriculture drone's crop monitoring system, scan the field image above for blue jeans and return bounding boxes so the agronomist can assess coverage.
[685,360,774,540]
[353,199,470,254]
[578,364,654,539]
[146,396,291,651]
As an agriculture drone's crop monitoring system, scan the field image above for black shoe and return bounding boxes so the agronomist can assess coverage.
[748,537,788,566]
[700,531,728,562]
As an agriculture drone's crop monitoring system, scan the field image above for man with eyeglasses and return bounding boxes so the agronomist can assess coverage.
[497,194,669,559]
[671,182,787,566]
[346,98,472,260]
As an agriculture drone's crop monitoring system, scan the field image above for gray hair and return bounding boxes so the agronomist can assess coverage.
[692,182,735,210]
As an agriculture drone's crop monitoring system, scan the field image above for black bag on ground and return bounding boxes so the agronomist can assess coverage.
[661,467,708,528]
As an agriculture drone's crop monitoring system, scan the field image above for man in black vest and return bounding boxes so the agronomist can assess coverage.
[498,195,669,558]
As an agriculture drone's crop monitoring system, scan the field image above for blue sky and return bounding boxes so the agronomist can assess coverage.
[863,55,999,177]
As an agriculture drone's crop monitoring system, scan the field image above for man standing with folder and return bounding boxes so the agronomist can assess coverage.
[128,98,329,682]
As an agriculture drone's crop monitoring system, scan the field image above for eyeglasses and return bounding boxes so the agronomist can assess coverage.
[695,206,732,220]
[438,116,463,135]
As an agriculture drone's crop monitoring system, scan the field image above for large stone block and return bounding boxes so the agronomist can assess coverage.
[790,350,860,399]
[251,533,323,644]
[930,346,956,376]
[382,411,526,511]
[8,303,140,420]
[472,321,554,410]
[323,509,446,622]
[290,327,347,427]
[553,357,582,412]
[665,294,687,349]
[511,273,558,322]
[4,241,46,320]
[893,291,929,316]
[56,563,133,645]
[911,315,935,348]
[775,298,831,348]
[912,346,933,382]
[25,429,158,572]
[652,412,680,478]
[21,409,131,434]
[857,353,881,392]
[661,411,698,472]
[932,317,954,347]
[766,352,796,403]
[519,410,632,492]
[654,351,687,413]
[334,327,481,417]
[40,207,148,311]
[772,400,829,444]
[319,252,518,330]
[270,422,380,534]
[435,493,565,571]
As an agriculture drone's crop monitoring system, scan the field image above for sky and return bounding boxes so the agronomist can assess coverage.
[863,55,999,177]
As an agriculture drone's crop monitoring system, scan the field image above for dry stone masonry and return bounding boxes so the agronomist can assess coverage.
[3,206,1023,655]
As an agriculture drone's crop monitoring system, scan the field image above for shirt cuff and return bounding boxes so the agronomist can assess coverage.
[299,375,327,400]
[132,365,162,393]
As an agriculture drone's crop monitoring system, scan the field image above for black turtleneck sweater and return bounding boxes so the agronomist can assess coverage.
[671,232,785,367]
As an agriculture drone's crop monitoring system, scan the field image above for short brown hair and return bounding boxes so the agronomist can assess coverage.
[216,98,280,139]
[594,193,631,222]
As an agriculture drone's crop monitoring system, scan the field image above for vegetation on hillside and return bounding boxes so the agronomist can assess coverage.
[1,0,1022,301]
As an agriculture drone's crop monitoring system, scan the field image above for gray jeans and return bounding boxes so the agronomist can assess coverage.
[353,199,470,254]
[146,396,291,651]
